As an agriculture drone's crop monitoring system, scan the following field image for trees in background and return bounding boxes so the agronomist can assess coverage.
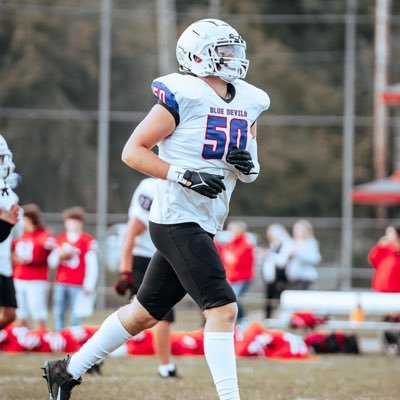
[0,0,399,219]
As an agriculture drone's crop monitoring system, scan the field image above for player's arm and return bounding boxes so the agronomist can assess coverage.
[121,104,175,179]
[83,250,99,294]
[114,218,146,296]
[227,122,260,183]
[122,104,225,199]
[119,218,146,273]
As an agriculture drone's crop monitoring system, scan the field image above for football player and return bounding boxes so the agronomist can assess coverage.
[0,135,22,330]
[43,19,269,400]
[12,203,55,329]
[48,207,98,331]
[114,177,178,378]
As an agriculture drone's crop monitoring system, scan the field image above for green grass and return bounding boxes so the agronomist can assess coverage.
[1,307,400,399]
[1,353,400,399]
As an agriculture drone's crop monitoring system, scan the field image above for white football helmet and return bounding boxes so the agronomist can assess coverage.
[176,19,249,83]
[0,135,14,180]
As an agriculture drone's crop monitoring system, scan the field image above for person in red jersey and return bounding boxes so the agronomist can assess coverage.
[219,221,255,324]
[368,225,400,293]
[48,207,98,331]
[12,204,55,329]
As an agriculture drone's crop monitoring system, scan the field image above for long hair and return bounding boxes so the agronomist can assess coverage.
[266,224,291,244]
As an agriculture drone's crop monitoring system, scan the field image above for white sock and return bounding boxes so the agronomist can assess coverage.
[158,362,175,377]
[204,332,240,400]
[67,312,132,379]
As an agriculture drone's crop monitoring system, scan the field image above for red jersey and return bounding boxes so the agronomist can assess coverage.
[54,232,97,287]
[171,330,204,356]
[235,321,309,359]
[13,229,55,281]
[368,244,400,292]
[0,324,41,352]
[126,330,155,355]
[220,234,255,283]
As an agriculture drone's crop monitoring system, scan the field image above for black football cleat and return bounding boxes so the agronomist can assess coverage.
[42,356,81,400]
[86,360,104,375]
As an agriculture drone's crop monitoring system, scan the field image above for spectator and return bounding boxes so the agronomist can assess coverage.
[12,204,55,329]
[219,221,255,324]
[286,220,321,290]
[0,134,22,330]
[368,225,400,293]
[263,224,293,318]
[48,207,98,330]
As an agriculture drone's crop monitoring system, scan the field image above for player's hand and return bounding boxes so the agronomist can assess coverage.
[0,204,20,225]
[180,170,226,199]
[226,145,254,174]
[114,272,133,296]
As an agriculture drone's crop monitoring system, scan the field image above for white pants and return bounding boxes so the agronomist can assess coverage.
[14,279,49,321]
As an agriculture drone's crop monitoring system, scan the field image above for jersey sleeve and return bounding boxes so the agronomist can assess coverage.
[128,181,153,226]
[151,73,205,127]
[151,77,180,126]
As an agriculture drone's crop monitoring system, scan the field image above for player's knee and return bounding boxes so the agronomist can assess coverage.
[205,302,238,325]
[222,302,238,324]
[119,301,158,333]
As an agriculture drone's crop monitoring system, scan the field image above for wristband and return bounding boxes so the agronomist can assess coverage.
[166,165,187,185]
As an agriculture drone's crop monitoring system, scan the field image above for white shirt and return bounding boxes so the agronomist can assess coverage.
[148,73,270,234]
[286,238,321,282]
[128,178,157,258]
[0,182,20,276]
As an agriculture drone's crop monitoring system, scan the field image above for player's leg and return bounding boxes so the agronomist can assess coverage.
[149,222,240,400]
[42,251,185,400]
[53,283,67,331]
[0,274,17,330]
[14,279,29,326]
[43,297,156,400]
[0,306,16,330]
[230,280,251,323]
[69,285,82,327]
[154,310,177,378]
[130,256,177,378]
[28,280,48,330]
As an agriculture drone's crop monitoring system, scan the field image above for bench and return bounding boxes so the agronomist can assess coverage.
[265,290,400,332]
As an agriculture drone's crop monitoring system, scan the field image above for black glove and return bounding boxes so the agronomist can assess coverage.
[113,272,133,296]
[180,170,226,199]
[226,145,255,174]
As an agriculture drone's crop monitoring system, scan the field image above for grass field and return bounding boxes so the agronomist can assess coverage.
[1,308,400,399]
[1,352,400,399]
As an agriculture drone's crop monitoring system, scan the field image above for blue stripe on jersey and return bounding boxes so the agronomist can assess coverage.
[151,81,180,115]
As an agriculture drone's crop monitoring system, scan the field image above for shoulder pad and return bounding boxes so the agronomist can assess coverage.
[235,80,270,111]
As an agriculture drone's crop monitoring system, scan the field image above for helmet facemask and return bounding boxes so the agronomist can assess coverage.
[0,135,13,180]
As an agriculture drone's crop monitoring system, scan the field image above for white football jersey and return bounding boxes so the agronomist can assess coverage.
[0,181,20,276]
[147,73,270,234]
[128,178,157,258]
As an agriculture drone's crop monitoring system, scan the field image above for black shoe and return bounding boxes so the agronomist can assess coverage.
[42,356,81,400]
[86,360,104,375]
